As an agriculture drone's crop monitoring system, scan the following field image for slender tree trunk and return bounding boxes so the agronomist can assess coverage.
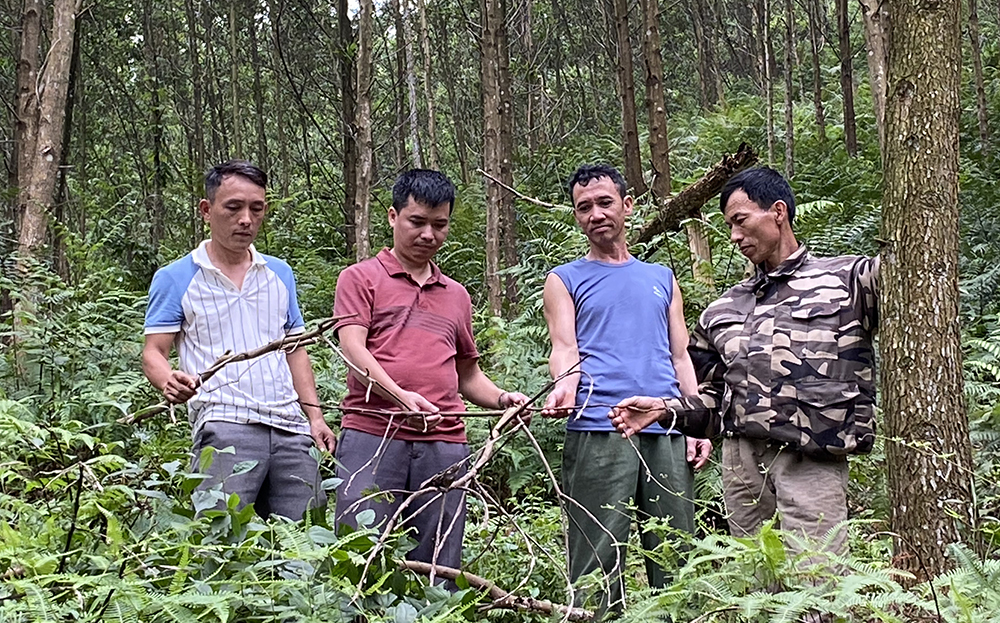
[523,0,539,152]
[14,0,42,241]
[882,0,974,582]
[806,0,826,142]
[483,0,503,316]
[229,1,242,157]
[611,0,646,195]
[859,0,888,157]
[967,0,989,149]
[185,0,206,245]
[783,0,794,178]
[401,0,422,168]
[499,0,517,314]
[17,0,82,260]
[392,0,407,170]
[640,0,670,200]
[836,0,857,156]
[143,0,166,253]
[690,0,712,110]
[247,7,269,171]
[53,7,82,280]
[354,0,374,261]
[416,0,438,168]
[339,0,357,253]
[752,0,775,164]
[439,4,469,184]
[203,4,222,161]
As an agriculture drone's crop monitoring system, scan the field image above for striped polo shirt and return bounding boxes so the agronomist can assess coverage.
[144,240,309,438]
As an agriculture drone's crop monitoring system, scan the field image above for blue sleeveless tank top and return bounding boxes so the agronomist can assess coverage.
[550,256,680,434]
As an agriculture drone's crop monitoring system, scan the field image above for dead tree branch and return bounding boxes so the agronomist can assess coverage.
[477,167,573,211]
[631,142,758,247]
[400,560,594,621]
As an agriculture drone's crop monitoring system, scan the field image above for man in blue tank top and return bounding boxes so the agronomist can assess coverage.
[542,164,712,614]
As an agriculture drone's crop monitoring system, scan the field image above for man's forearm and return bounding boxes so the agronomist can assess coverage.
[548,346,580,396]
[661,393,721,439]
[286,347,325,422]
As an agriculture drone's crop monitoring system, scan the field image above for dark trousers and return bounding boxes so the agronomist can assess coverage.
[334,428,469,569]
[191,421,324,520]
[562,431,694,615]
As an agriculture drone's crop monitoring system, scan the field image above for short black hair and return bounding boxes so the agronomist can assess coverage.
[205,160,267,202]
[392,169,456,214]
[719,166,796,226]
[567,164,627,201]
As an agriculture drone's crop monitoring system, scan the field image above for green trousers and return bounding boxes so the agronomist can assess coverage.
[562,431,694,616]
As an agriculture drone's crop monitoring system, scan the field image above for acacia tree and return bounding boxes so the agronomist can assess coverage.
[610,0,645,195]
[881,0,975,580]
[836,0,857,156]
[354,0,374,261]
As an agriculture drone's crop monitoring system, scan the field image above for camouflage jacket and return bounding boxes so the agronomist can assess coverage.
[668,245,879,458]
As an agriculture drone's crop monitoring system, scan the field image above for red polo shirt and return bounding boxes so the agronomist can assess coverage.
[333,248,479,442]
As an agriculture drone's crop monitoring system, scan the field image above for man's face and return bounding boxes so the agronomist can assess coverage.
[723,189,783,266]
[389,197,451,264]
[571,176,633,245]
[200,174,267,254]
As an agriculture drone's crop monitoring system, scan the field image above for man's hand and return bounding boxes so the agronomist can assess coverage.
[541,386,575,418]
[686,437,713,470]
[399,390,442,431]
[608,395,666,438]
[162,370,198,404]
[499,390,532,426]
[310,418,337,452]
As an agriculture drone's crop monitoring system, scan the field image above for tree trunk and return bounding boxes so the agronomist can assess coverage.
[354,0,374,261]
[392,0,407,171]
[143,0,166,253]
[499,0,518,314]
[401,0,422,168]
[416,0,438,168]
[783,0,794,178]
[14,0,42,241]
[882,0,974,582]
[228,1,242,158]
[689,0,712,110]
[185,0,206,245]
[640,0,671,201]
[836,0,857,156]
[483,0,504,316]
[17,0,82,260]
[806,0,826,142]
[339,0,357,253]
[753,0,775,164]
[439,3,469,184]
[685,219,714,285]
[247,6,269,172]
[203,4,223,161]
[967,0,989,150]
[53,6,82,280]
[610,0,646,195]
[859,0,888,157]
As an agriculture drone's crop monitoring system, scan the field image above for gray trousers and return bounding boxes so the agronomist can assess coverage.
[191,421,325,520]
[562,431,694,614]
[334,428,469,569]
[722,437,849,556]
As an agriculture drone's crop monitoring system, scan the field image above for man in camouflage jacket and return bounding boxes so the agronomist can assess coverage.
[610,166,878,554]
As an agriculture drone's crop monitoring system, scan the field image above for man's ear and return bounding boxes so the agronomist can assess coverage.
[623,195,634,216]
[771,200,788,226]
[198,199,211,221]
[388,207,398,226]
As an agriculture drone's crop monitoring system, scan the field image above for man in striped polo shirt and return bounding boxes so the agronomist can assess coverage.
[142,160,335,520]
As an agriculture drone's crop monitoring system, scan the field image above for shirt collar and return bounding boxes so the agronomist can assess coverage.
[376,247,446,287]
[192,239,267,271]
[753,243,809,284]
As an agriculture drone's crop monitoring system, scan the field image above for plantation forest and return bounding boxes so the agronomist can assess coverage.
[2,0,1000,620]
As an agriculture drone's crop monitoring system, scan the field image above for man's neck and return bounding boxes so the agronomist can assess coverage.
[390,248,433,285]
[206,239,252,269]
[762,235,800,272]
[585,241,631,264]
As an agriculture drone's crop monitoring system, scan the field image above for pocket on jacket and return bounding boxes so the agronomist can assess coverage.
[791,379,865,457]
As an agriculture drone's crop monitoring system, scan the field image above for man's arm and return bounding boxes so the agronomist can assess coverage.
[337,324,443,428]
[455,357,530,410]
[142,333,198,404]
[541,273,579,417]
[667,279,712,470]
[286,346,336,451]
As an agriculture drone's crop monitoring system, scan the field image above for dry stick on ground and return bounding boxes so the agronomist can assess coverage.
[632,142,759,255]
[400,561,594,621]
[122,316,351,425]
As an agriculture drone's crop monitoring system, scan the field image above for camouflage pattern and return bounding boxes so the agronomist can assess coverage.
[670,245,879,459]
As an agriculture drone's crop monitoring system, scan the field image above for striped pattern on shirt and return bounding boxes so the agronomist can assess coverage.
[144,240,309,438]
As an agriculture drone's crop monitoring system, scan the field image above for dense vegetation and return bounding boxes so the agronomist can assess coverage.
[3,0,1000,620]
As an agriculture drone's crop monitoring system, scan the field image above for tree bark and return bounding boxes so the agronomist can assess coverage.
[438,4,469,184]
[499,0,517,313]
[228,1,242,158]
[483,0,504,316]
[640,0,671,201]
[14,0,42,240]
[17,0,82,260]
[859,0,888,157]
[185,0,206,245]
[354,0,374,261]
[247,5,269,172]
[392,0,407,171]
[753,0,775,164]
[783,0,794,178]
[143,0,166,253]
[881,0,975,582]
[806,0,826,142]
[416,0,439,168]
[339,0,357,253]
[836,0,857,156]
[610,0,646,195]
[401,0,422,168]
[967,0,989,150]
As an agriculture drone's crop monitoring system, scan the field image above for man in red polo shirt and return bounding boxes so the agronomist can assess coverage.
[333,168,528,569]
